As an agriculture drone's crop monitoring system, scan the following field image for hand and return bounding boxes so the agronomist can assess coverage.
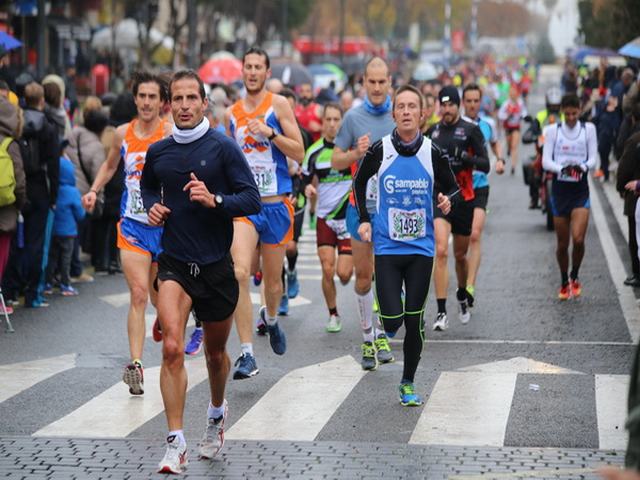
[183,172,216,208]
[454,146,473,167]
[247,118,271,138]
[305,184,317,198]
[148,203,171,226]
[82,190,96,212]
[358,222,372,242]
[598,467,640,480]
[437,193,451,215]
[495,158,505,175]
[355,133,370,158]
[625,180,638,192]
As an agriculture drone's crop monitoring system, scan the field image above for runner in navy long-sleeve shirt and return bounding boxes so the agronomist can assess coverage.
[140,70,260,475]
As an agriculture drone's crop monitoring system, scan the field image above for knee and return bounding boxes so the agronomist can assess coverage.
[130,284,149,308]
[435,243,448,260]
[573,236,586,249]
[321,262,335,281]
[354,270,371,292]
[470,229,482,245]
[206,348,228,370]
[338,270,352,286]
[234,263,251,284]
[265,277,283,296]
[162,338,184,369]
[453,249,467,262]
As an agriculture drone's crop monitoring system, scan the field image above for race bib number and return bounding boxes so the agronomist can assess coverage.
[558,166,583,183]
[389,208,426,240]
[252,163,277,196]
[129,189,146,215]
[326,218,349,240]
[366,175,378,202]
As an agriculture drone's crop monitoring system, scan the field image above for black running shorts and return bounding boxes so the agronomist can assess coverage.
[471,186,489,211]
[434,198,474,236]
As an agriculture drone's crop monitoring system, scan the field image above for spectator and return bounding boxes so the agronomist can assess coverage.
[0,96,26,315]
[43,81,71,141]
[594,94,621,181]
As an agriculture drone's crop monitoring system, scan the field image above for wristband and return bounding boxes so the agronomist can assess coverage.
[90,189,98,195]
[268,128,278,141]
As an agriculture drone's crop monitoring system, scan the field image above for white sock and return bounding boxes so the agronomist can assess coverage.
[266,315,278,326]
[356,289,374,342]
[208,400,226,420]
[240,343,253,357]
[168,430,185,445]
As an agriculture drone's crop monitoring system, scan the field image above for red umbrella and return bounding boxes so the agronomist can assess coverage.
[198,58,243,84]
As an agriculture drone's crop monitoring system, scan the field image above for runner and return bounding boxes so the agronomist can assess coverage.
[225,46,304,379]
[541,93,597,299]
[331,57,396,370]
[461,83,505,304]
[295,82,323,142]
[354,85,457,405]
[141,69,260,473]
[303,103,353,332]
[426,86,489,331]
[498,84,527,175]
[82,71,171,395]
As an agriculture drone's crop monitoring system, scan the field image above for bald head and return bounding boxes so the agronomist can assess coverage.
[266,78,284,94]
[364,57,390,79]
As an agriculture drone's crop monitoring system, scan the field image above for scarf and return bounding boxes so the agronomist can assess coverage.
[363,94,392,116]
[172,117,210,144]
[391,128,423,156]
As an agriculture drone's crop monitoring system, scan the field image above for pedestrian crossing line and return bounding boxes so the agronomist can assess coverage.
[99,292,130,308]
[595,374,629,450]
[225,355,366,441]
[0,354,76,404]
[296,264,322,271]
[249,292,311,307]
[298,274,322,281]
[33,359,209,438]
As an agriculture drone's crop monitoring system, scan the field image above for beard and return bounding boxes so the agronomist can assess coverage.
[245,78,266,95]
[299,97,312,107]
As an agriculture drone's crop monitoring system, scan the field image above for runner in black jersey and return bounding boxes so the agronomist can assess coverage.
[425,86,489,331]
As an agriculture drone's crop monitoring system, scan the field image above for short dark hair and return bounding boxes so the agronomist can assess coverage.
[393,84,424,110]
[84,109,109,136]
[280,87,297,102]
[243,46,270,69]
[169,69,206,101]
[43,82,61,108]
[462,83,482,99]
[323,102,343,117]
[0,79,9,91]
[131,71,168,102]
[561,93,580,109]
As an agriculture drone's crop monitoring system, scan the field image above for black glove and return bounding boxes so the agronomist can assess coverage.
[453,146,475,167]
[444,148,464,173]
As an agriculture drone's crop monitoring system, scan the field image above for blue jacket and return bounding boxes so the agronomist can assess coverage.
[53,157,85,236]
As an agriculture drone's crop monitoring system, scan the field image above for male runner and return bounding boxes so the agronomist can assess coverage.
[142,69,260,473]
[225,47,304,379]
[82,71,171,394]
[426,86,489,331]
[295,82,323,142]
[331,57,395,370]
[303,103,353,332]
[541,93,597,299]
[461,83,505,304]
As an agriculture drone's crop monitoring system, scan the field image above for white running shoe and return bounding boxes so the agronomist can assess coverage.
[157,434,187,474]
[433,312,448,331]
[459,299,471,324]
[199,399,228,459]
[326,314,342,333]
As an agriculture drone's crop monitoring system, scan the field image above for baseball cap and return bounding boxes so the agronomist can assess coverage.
[439,85,460,106]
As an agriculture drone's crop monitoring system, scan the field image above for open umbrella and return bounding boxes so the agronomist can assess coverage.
[270,61,313,87]
[0,31,22,51]
[198,57,243,84]
[619,37,640,59]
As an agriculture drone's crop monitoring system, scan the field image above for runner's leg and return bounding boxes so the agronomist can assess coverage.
[121,249,153,362]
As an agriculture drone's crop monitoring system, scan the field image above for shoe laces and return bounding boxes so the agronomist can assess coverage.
[362,342,376,356]
[163,437,185,464]
[374,336,390,351]
[204,416,224,443]
[400,383,416,397]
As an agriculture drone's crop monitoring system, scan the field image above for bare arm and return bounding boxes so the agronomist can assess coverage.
[271,95,305,162]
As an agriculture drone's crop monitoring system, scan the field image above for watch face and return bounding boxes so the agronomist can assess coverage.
[215,194,223,204]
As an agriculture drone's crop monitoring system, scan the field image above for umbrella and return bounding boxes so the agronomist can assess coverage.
[619,37,640,59]
[198,57,243,84]
[308,63,346,91]
[270,61,313,87]
[91,18,173,50]
[0,31,22,51]
[209,50,236,61]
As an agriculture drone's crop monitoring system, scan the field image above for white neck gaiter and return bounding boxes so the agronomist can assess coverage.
[172,117,210,144]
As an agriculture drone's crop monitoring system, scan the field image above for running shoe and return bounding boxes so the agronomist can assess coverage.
[458,299,470,324]
[268,322,287,355]
[570,279,582,297]
[255,305,267,336]
[326,314,342,333]
[287,269,300,299]
[152,317,163,342]
[123,361,144,395]
[199,400,228,459]
[433,312,448,331]
[374,334,394,364]
[185,327,204,356]
[43,283,54,295]
[278,294,289,316]
[60,284,79,297]
[233,353,259,380]
[26,299,49,308]
[558,284,571,300]
[157,434,188,474]
[466,285,475,308]
[70,273,94,283]
[0,303,13,315]
[399,382,423,407]
[309,212,317,230]
[253,270,263,286]
[361,342,378,371]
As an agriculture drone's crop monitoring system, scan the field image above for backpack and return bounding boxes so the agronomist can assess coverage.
[0,136,16,207]
[18,134,42,176]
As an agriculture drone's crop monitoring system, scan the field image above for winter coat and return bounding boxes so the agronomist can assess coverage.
[0,97,26,232]
[53,157,85,237]
[616,130,640,217]
[64,126,106,196]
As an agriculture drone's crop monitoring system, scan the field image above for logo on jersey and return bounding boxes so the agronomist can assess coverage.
[241,134,269,154]
[383,175,429,195]
[126,155,145,180]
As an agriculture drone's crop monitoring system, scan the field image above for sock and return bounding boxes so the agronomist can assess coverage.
[561,271,569,286]
[266,315,278,326]
[208,401,226,420]
[456,287,467,302]
[374,326,385,338]
[168,430,185,445]
[570,267,579,281]
[329,306,338,316]
[287,251,298,271]
[356,289,374,342]
[240,343,253,357]
[437,298,447,314]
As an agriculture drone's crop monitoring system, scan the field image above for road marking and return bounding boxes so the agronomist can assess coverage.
[226,355,366,441]
[449,468,598,479]
[590,178,640,343]
[249,292,311,307]
[298,274,323,281]
[0,354,76,403]
[390,338,634,346]
[457,356,583,375]
[295,263,322,271]
[33,359,209,438]
[596,374,630,450]
[99,292,130,308]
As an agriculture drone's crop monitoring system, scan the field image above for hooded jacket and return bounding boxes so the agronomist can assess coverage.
[53,157,85,237]
[22,107,59,207]
[0,97,26,232]
[64,126,106,196]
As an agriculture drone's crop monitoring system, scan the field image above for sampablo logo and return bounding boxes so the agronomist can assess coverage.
[383,175,429,194]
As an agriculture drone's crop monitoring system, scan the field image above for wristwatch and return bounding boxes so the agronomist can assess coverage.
[215,194,224,207]
[268,128,278,141]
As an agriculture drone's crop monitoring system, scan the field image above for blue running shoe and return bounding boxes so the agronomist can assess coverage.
[267,322,287,355]
[278,294,289,316]
[60,284,79,296]
[185,327,203,355]
[233,353,259,380]
[399,382,423,407]
[43,283,54,295]
[287,269,299,299]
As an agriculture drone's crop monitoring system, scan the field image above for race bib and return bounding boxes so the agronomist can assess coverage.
[558,166,583,183]
[252,163,277,196]
[366,175,378,202]
[389,208,426,240]
[326,218,349,240]
[129,189,146,215]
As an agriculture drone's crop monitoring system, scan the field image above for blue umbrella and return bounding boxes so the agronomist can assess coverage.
[0,31,22,51]
[619,37,640,59]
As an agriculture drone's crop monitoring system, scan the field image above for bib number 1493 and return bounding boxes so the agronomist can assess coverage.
[389,208,426,240]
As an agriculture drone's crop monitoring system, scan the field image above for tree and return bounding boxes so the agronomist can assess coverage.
[578,0,640,49]
[534,31,556,64]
